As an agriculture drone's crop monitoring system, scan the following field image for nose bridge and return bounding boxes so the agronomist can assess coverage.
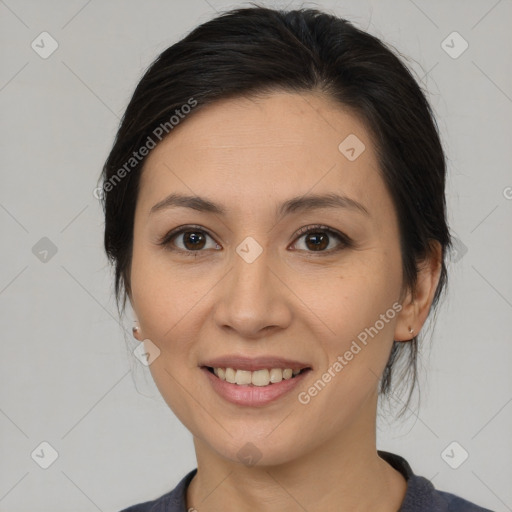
[214,234,290,335]
[231,234,273,306]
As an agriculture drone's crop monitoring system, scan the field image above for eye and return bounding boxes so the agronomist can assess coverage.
[290,224,352,254]
[158,225,220,256]
[158,223,352,256]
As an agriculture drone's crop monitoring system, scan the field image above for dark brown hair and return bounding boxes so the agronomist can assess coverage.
[98,5,452,416]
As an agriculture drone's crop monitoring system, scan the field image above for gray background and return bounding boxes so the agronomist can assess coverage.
[1,0,511,510]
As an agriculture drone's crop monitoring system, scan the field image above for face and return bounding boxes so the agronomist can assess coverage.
[129,91,409,466]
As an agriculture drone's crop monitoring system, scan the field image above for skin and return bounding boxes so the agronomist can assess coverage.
[129,91,442,511]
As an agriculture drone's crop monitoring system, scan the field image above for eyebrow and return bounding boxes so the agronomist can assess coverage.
[149,192,370,218]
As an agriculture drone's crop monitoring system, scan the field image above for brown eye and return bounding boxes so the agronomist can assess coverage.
[291,225,352,253]
[158,223,352,257]
[303,231,329,251]
[159,225,221,255]
[181,230,207,250]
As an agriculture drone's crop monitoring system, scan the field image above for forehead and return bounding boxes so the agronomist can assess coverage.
[137,91,387,218]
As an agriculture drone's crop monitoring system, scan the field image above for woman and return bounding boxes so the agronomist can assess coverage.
[100,6,493,511]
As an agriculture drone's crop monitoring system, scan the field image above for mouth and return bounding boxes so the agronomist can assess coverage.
[199,357,312,407]
[203,366,310,386]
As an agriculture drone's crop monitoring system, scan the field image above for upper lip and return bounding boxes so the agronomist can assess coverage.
[201,356,312,372]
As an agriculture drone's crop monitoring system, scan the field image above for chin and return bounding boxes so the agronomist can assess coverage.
[202,432,304,469]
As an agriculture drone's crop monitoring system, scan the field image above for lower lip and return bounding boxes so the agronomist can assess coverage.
[201,367,310,407]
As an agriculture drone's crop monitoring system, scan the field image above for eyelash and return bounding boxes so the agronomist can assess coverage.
[157,224,353,257]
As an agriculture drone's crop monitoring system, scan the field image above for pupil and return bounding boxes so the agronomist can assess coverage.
[307,233,327,251]
[185,232,205,250]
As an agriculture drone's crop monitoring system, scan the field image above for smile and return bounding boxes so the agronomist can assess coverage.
[208,366,306,386]
[201,365,312,407]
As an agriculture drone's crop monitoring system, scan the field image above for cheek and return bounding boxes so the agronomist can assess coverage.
[130,250,206,426]
[297,252,402,397]
[129,241,212,384]
[130,238,197,338]
[293,250,401,338]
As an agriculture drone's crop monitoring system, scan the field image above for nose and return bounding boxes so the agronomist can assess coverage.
[213,240,292,339]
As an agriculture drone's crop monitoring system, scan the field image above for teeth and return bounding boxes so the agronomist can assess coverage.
[225,367,236,383]
[252,369,270,386]
[269,368,283,383]
[212,367,304,386]
[235,370,252,385]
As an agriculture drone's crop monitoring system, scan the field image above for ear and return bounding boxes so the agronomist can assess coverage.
[394,240,443,342]
[127,294,142,341]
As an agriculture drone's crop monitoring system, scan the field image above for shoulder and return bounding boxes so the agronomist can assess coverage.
[118,468,197,512]
[378,450,494,512]
[436,488,495,512]
[403,474,495,511]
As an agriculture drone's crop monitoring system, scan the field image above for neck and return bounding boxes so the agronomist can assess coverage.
[186,392,407,512]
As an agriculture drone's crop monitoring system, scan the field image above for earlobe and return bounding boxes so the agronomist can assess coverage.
[133,322,142,341]
[394,288,416,342]
[394,240,443,342]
